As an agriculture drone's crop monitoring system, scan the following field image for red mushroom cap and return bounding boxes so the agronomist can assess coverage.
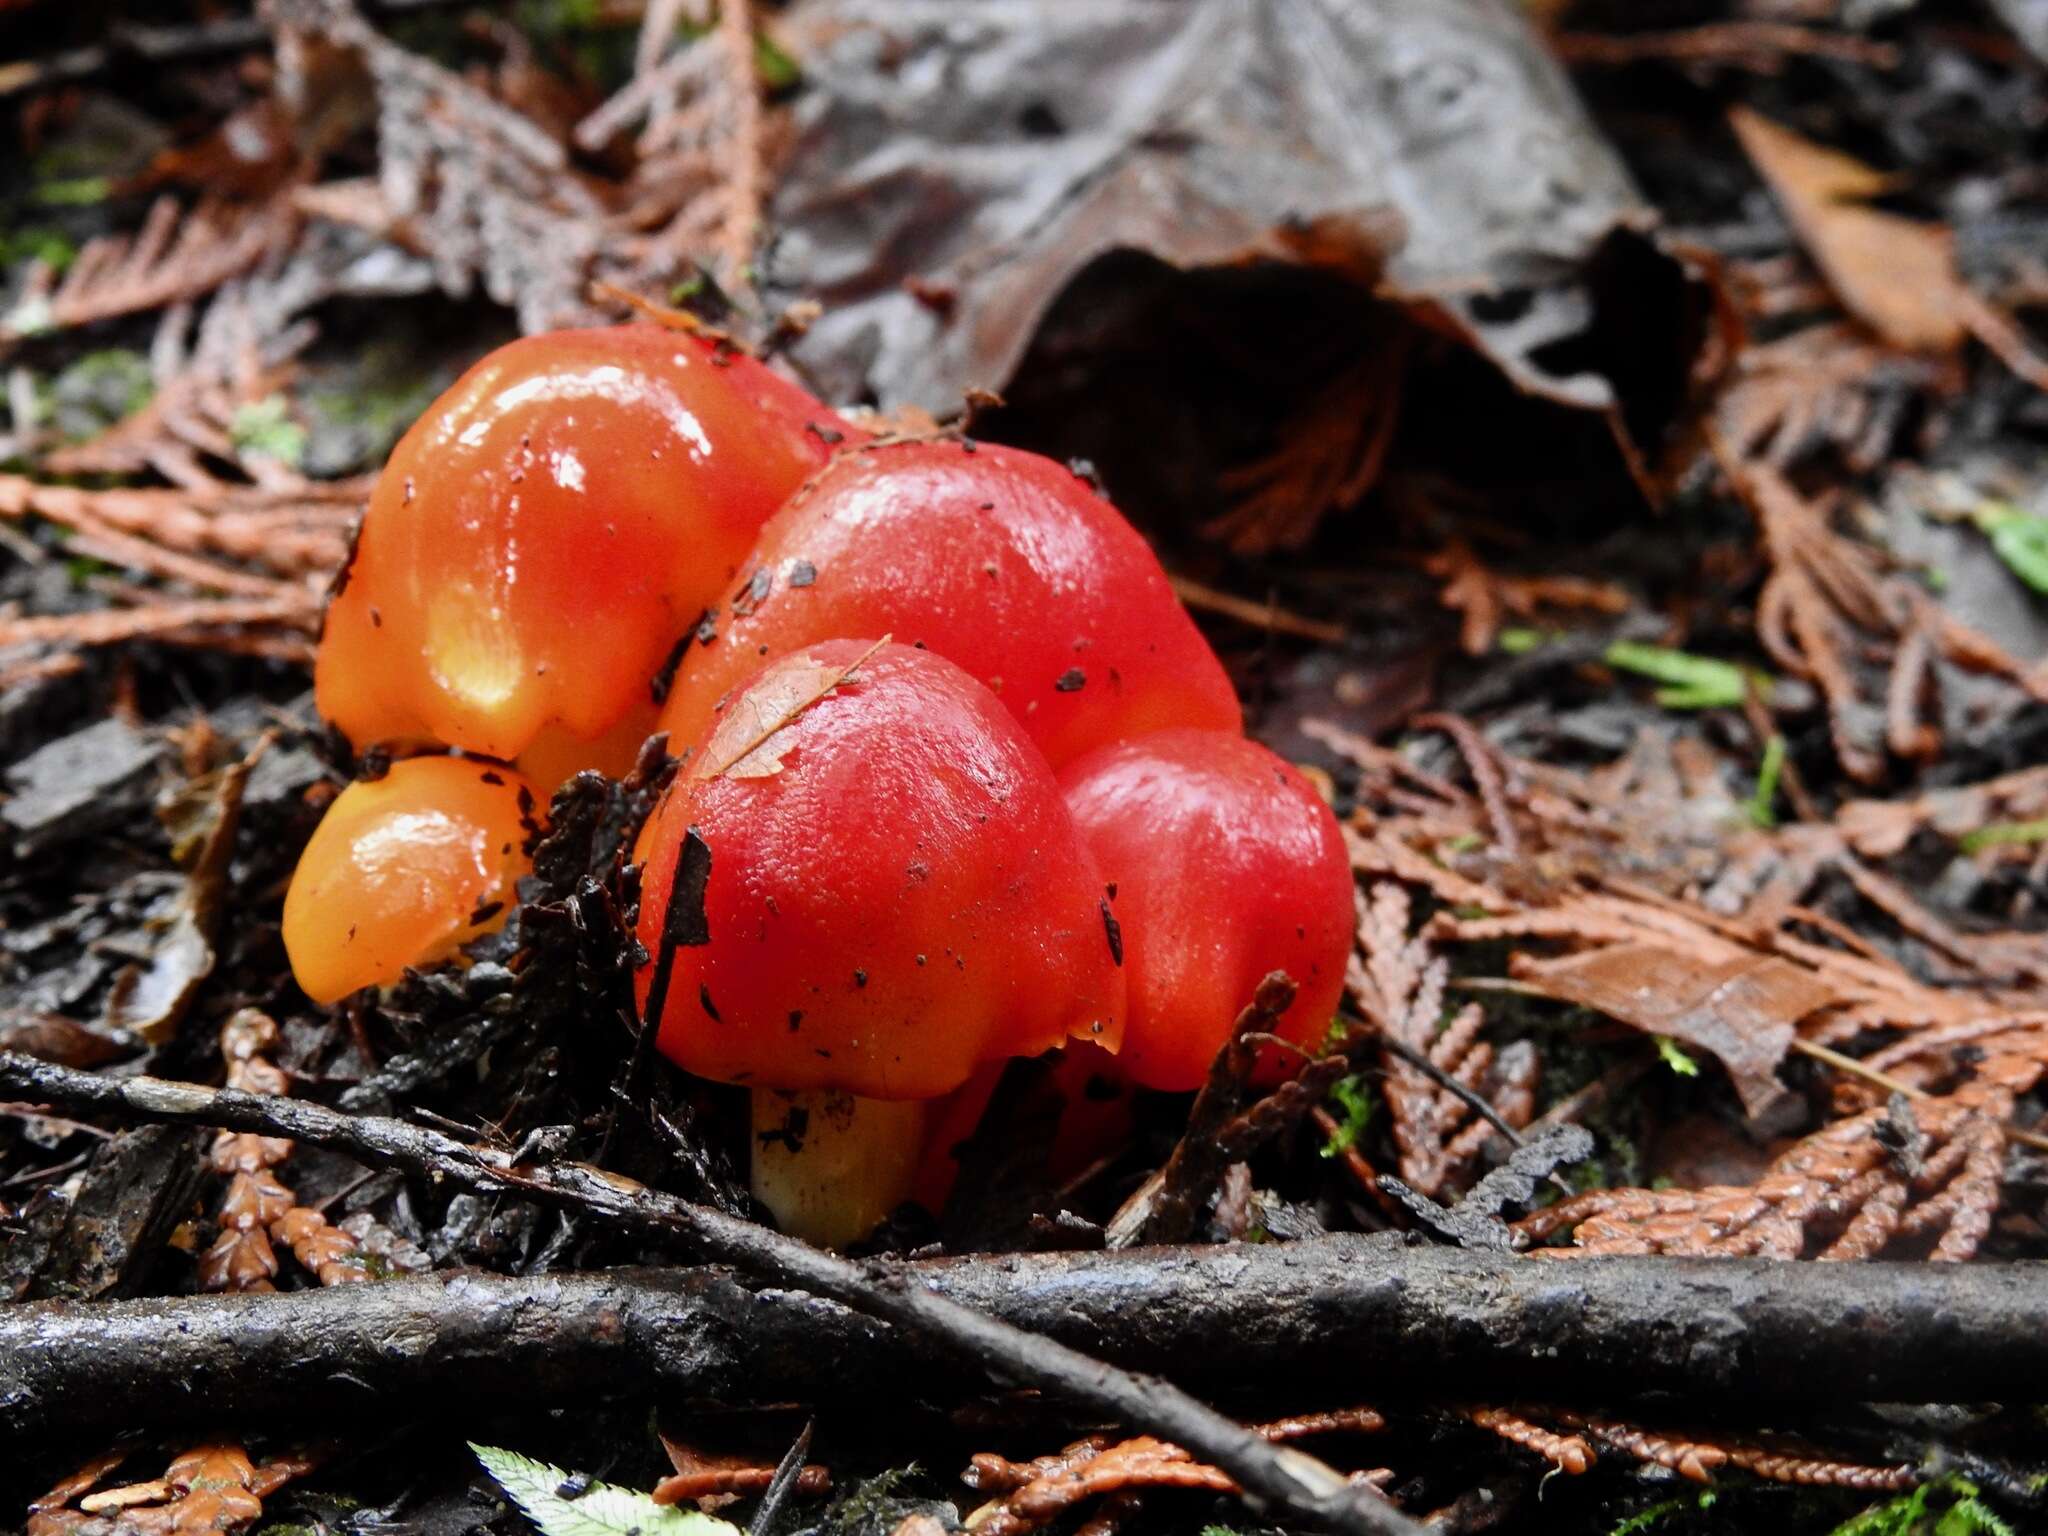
[1058,729,1354,1092]
[655,439,1240,772]
[317,325,855,781]
[633,639,1125,1100]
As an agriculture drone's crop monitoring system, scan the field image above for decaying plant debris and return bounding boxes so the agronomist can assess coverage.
[5,0,2048,1533]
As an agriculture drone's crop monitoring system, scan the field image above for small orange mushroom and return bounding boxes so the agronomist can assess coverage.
[316,325,855,783]
[283,757,541,1004]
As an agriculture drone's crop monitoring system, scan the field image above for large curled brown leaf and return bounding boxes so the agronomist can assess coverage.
[768,0,1659,415]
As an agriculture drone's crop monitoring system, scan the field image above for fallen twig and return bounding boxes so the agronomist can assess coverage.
[0,1053,1415,1536]
[6,1235,2048,1438]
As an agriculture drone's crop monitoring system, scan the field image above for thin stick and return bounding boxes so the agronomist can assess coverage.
[1365,1023,1527,1150]
[1167,574,1348,645]
[1790,1037,2048,1154]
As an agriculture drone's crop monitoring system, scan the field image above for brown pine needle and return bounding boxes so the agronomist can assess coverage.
[1167,574,1346,644]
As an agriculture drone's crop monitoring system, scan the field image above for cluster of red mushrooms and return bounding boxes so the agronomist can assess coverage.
[282,321,1355,1246]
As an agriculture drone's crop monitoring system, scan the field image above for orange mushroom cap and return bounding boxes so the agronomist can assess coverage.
[316,325,855,781]
[283,756,542,1004]
[655,439,1240,772]
[633,639,1125,1100]
[1058,729,1354,1092]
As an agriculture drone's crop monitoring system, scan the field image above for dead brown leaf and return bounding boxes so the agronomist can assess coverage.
[774,0,1658,419]
[1728,107,1963,355]
[106,754,252,1046]
[698,637,888,780]
[1518,1080,2014,1261]
[1510,944,1832,1118]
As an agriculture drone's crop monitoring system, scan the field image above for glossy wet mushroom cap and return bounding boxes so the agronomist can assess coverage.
[316,324,856,783]
[634,638,1126,1099]
[283,756,542,1004]
[1058,728,1353,1092]
[655,439,1241,773]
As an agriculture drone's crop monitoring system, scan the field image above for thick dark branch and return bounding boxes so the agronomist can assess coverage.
[7,1239,2048,1438]
[0,1052,1414,1536]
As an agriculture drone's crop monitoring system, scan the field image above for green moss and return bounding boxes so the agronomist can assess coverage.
[231,395,309,469]
[50,349,153,440]
[1610,1490,1717,1535]
[31,176,111,208]
[0,226,79,272]
[1829,1477,2012,1535]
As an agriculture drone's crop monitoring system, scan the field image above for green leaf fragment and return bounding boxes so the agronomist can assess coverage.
[1959,818,2048,855]
[1746,735,1785,830]
[1321,1074,1374,1158]
[755,31,801,90]
[470,1444,742,1536]
[1602,641,1766,711]
[1975,502,2048,597]
[33,176,112,207]
[1654,1037,1700,1078]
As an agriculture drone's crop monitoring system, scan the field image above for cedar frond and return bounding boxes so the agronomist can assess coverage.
[1424,536,1629,657]
[199,1010,426,1292]
[1351,883,1536,1199]
[1463,1406,1595,1475]
[1548,1412,1919,1492]
[1,475,360,583]
[27,1445,317,1536]
[963,1413,1389,1536]
[0,595,317,655]
[270,0,608,333]
[580,0,770,297]
[1736,459,2048,782]
[1719,1444,1921,1492]
[272,0,775,331]
[1712,321,1940,474]
[653,1437,831,1504]
[1,197,297,348]
[1838,765,2048,860]
[1207,347,1403,554]
[0,473,351,671]
[1316,699,2048,1123]
[1515,1082,2014,1261]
